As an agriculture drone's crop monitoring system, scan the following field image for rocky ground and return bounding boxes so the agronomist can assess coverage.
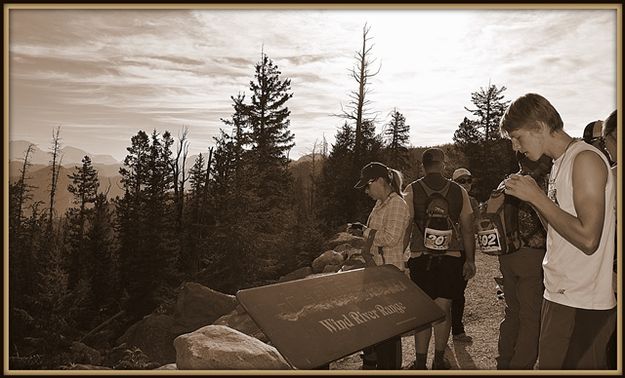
[331,250,505,371]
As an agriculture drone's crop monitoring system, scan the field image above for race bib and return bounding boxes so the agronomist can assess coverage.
[424,228,452,250]
[477,228,502,254]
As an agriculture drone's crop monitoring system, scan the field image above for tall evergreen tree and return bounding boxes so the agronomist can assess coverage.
[384,109,411,170]
[317,123,360,231]
[464,83,510,141]
[244,52,296,282]
[65,155,99,289]
[454,85,517,201]
[86,192,116,310]
[116,130,178,318]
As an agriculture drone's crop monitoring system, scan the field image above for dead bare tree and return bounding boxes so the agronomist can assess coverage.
[13,144,35,236]
[170,127,190,223]
[334,23,381,162]
[47,126,63,229]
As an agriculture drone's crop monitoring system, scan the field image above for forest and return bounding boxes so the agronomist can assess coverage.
[7,26,518,369]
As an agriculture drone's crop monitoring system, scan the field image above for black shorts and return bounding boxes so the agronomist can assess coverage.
[408,254,464,300]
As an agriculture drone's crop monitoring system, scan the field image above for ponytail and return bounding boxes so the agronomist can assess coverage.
[387,168,404,197]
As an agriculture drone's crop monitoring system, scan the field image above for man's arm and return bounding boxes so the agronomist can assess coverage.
[402,185,414,252]
[459,187,476,280]
[505,151,608,255]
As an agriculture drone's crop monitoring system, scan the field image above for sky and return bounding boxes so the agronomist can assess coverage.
[8,6,618,162]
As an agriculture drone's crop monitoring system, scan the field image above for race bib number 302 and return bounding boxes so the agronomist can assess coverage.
[424,228,452,250]
[477,228,502,254]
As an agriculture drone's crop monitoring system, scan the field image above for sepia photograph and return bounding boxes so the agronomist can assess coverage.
[4,3,621,373]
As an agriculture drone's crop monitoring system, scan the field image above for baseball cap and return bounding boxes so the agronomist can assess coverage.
[583,120,603,143]
[422,148,445,164]
[452,168,472,181]
[354,162,390,189]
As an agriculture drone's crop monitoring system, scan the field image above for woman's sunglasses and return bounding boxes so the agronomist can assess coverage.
[456,177,473,184]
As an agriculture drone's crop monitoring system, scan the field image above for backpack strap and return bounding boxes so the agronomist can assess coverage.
[417,179,451,198]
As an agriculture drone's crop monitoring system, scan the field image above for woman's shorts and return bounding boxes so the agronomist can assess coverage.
[407,254,464,300]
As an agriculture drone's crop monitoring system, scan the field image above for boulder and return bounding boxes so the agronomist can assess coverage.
[213,305,267,342]
[155,363,178,370]
[70,341,102,365]
[278,266,313,282]
[325,232,365,251]
[339,253,367,272]
[62,364,112,370]
[174,282,238,330]
[312,250,345,273]
[116,314,188,364]
[322,264,341,273]
[174,325,290,370]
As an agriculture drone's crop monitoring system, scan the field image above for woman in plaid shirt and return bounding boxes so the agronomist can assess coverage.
[348,162,411,369]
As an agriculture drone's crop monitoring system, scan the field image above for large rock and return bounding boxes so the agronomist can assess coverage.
[312,250,345,273]
[325,232,365,250]
[174,282,238,330]
[70,341,102,365]
[333,243,360,258]
[155,363,177,370]
[213,305,267,343]
[174,325,290,370]
[116,314,188,364]
[278,266,313,282]
[62,364,112,370]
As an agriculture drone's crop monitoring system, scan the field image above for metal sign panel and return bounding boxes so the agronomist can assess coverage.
[236,265,445,369]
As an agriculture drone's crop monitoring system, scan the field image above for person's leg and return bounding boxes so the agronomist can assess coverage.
[496,254,520,369]
[431,297,452,369]
[409,255,433,369]
[564,307,616,369]
[451,279,469,339]
[509,248,544,369]
[538,299,576,369]
[413,327,432,369]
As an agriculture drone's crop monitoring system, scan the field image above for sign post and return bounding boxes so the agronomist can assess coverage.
[237,265,445,369]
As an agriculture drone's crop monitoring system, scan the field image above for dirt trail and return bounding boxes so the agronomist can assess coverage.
[331,251,506,370]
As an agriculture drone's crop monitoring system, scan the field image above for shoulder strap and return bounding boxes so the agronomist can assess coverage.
[418,179,451,197]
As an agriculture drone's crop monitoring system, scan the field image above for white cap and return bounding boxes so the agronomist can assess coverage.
[452,168,472,181]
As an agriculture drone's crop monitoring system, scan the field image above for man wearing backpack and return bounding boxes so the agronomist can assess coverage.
[493,154,551,370]
[501,93,616,369]
[403,148,477,370]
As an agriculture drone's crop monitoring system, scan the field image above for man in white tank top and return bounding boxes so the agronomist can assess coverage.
[497,93,616,370]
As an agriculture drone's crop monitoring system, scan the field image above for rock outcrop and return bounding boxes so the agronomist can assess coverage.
[174,325,290,370]
[116,314,188,364]
[325,232,364,251]
[174,282,238,330]
[311,250,345,273]
[212,305,267,342]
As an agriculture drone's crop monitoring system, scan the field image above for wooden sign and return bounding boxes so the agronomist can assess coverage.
[236,265,445,369]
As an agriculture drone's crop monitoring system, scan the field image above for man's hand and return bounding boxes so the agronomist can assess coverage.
[347,222,367,237]
[463,261,476,280]
[503,174,545,204]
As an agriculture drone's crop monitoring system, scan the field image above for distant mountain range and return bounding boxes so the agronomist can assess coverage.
[10,140,120,166]
[8,140,321,217]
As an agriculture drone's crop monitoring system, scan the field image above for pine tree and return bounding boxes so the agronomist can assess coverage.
[66,155,99,289]
[244,52,296,283]
[86,192,117,310]
[317,123,361,231]
[384,109,411,170]
[464,83,510,141]
[454,85,517,201]
[116,130,179,318]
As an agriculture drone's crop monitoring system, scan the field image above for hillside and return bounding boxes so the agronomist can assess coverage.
[10,140,119,166]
